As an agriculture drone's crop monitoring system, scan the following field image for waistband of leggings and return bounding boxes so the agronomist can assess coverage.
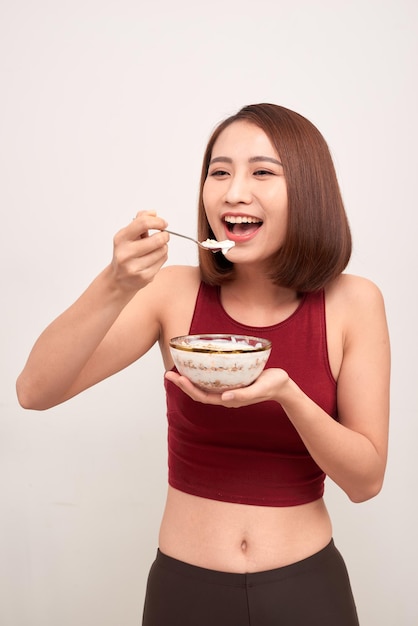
[155,539,337,588]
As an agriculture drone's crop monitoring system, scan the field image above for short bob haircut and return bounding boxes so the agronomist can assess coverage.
[198,103,351,293]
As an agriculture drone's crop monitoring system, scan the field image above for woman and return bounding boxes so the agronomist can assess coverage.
[17,104,390,625]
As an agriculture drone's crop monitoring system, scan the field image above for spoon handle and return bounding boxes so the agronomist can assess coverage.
[164,230,220,250]
[164,230,200,245]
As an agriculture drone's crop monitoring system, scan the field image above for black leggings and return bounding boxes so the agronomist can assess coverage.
[142,539,359,625]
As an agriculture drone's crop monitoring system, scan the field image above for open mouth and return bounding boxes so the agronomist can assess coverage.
[223,215,263,238]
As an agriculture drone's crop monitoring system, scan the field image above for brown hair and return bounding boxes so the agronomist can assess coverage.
[197,103,351,292]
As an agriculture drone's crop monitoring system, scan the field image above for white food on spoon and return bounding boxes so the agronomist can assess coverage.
[201,238,236,255]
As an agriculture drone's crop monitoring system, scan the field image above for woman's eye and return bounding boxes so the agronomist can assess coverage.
[210,170,229,177]
[253,169,273,177]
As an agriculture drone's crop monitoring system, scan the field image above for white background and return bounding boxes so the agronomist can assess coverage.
[1,0,417,624]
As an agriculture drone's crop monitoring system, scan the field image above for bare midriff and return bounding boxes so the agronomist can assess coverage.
[158,486,333,573]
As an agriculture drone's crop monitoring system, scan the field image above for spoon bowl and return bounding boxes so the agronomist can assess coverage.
[165,230,235,255]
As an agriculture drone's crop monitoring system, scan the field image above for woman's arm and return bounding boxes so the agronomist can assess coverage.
[165,276,390,503]
[16,211,170,410]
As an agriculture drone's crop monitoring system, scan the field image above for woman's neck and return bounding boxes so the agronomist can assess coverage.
[220,270,301,327]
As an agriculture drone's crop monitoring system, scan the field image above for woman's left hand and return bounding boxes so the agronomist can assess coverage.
[164,368,290,408]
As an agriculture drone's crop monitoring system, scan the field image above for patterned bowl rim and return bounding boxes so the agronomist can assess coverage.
[169,334,272,354]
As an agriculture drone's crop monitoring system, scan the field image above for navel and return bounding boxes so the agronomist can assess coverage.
[240,540,248,552]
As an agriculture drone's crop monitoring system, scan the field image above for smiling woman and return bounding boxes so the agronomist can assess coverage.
[200,119,289,278]
[198,104,351,291]
[16,103,389,626]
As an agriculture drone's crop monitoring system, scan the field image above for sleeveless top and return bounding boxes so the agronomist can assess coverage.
[164,282,338,507]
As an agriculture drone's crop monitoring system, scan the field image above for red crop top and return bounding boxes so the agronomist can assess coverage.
[164,282,338,507]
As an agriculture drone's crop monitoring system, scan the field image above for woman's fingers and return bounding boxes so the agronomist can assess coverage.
[111,211,170,292]
[130,211,168,239]
[165,368,291,408]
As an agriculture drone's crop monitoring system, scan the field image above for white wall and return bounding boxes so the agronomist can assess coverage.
[1,0,416,624]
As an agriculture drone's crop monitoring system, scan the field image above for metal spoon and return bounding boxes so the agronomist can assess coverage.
[165,230,235,255]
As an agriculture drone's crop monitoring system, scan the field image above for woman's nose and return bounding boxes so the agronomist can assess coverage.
[224,175,252,205]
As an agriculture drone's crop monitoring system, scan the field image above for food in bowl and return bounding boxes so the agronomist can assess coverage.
[169,334,272,393]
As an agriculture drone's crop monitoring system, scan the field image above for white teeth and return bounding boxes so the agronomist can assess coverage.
[224,216,262,224]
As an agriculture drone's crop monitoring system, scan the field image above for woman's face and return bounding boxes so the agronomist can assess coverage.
[202,120,288,266]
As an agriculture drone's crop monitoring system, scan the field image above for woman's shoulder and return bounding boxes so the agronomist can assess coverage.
[142,265,202,313]
[325,273,387,329]
[155,264,201,292]
[326,273,385,303]
[130,265,201,311]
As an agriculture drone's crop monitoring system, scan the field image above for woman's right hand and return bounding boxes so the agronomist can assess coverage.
[111,211,170,293]
[16,210,171,409]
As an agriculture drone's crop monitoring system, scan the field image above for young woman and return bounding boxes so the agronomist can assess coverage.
[17,104,390,625]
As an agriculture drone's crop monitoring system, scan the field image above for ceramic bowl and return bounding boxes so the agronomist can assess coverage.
[169,334,272,393]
